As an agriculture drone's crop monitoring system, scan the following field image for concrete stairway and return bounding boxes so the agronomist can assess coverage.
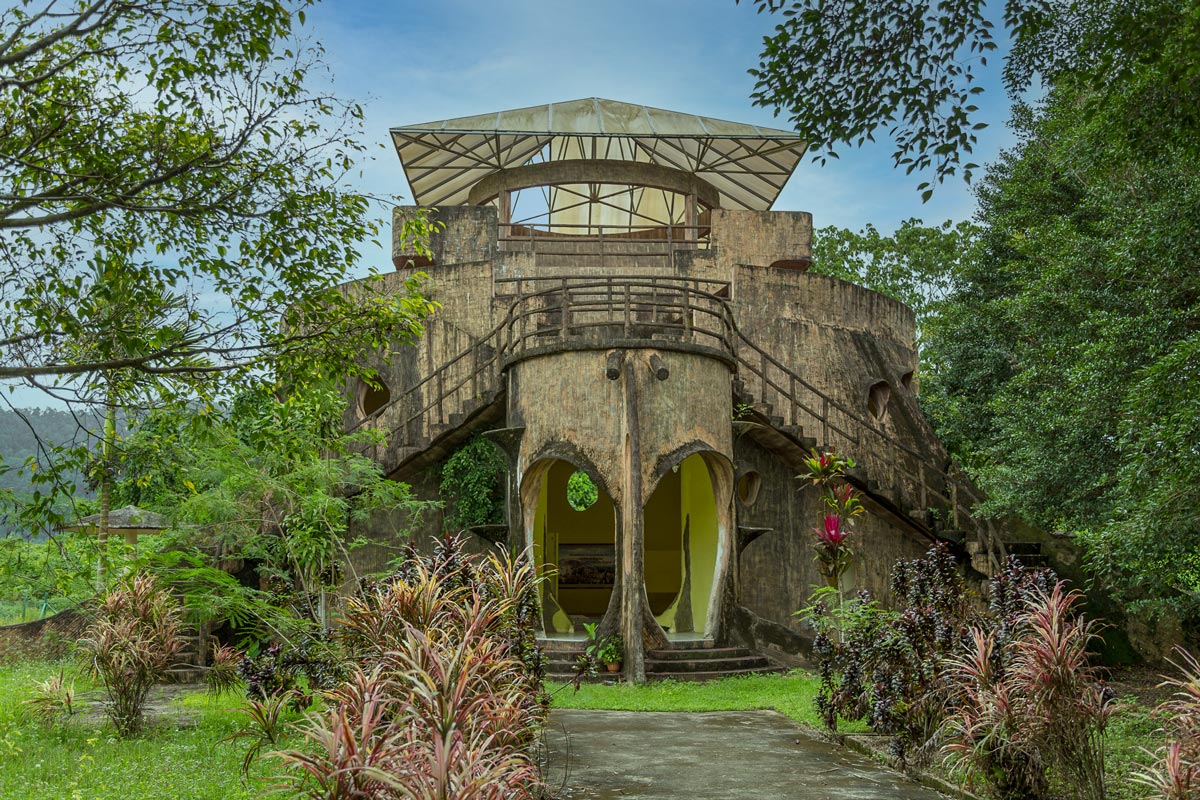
[540,637,783,683]
[645,642,784,682]
[167,629,211,684]
[729,337,1009,578]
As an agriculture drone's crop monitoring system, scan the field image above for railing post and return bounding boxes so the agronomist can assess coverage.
[788,377,797,426]
[471,342,479,399]
[560,276,569,341]
[436,370,444,425]
[623,283,631,337]
[950,480,960,530]
[918,461,928,513]
[683,285,692,339]
[759,350,768,404]
[821,397,829,447]
[598,225,604,270]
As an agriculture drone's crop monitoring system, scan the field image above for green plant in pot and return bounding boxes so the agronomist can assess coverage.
[583,623,624,672]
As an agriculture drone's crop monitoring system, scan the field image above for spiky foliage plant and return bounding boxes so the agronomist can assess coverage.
[78,573,184,736]
[943,584,1113,800]
[1137,648,1200,799]
[272,536,547,799]
[20,670,75,726]
[206,642,244,696]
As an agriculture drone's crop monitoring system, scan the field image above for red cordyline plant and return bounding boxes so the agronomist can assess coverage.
[78,572,184,736]
[1137,647,1200,799]
[943,583,1113,800]
[270,537,546,799]
[800,449,864,589]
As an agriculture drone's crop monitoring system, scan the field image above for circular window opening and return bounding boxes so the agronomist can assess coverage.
[736,471,762,507]
[901,371,914,390]
[867,380,891,421]
[566,470,599,511]
[357,378,391,418]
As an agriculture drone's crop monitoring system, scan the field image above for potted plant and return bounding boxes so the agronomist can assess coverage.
[596,635,623,672]
[583,623,624,673]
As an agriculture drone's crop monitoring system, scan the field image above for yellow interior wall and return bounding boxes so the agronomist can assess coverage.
[532,472,572,633]
[644,468,682,617]
[680,454,718,635]
[544,460,615,619]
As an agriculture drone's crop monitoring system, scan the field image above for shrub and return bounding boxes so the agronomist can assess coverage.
[1137,648,1200,799]
[808,544,977,765]
[943,584,1113,800]
[272,536,547,799]
[439,436,506,531]
[20,670,75,726]
[206,642,243,696]
[238,633,348,708]
[78,573,184,736]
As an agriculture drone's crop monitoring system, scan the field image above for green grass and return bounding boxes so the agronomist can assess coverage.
[547,669,868,732]
[1105,696,1162,800]
[0,660,303,800]
[0,662,1167,799]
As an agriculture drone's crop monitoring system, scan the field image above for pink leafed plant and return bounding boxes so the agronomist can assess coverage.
[1137,648,1200,799]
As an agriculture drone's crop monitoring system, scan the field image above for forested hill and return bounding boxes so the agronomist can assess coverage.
[0,408,98,537]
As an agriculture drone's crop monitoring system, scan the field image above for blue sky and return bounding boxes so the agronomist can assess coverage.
[305,0,1018,277]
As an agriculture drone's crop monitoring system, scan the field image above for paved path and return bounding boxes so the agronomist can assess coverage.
[545,710,949,799]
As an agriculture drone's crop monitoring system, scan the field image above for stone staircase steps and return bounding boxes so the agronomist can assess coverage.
[538,637,783,683]
[643,646,749,661]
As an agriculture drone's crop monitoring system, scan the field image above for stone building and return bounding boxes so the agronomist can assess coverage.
[342,99,1008,682]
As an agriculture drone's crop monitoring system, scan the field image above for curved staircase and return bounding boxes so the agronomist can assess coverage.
[350,275,1009,576]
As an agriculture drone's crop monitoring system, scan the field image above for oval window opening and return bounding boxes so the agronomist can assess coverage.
[357,378,391,418]
[901,371,914,390]
[867,380,891,421]
[566,470,598,511]
[736,471,762,507]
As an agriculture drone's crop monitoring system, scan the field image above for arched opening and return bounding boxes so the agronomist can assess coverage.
[901,370,914,390]
[867,380,891,421]
[530,459,615,635]
[644,453,721,637]
[357,378,391,418]
[736,470,762,507]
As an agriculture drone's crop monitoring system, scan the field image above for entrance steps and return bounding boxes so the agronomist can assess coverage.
[646,646,784,682]
[539,637,784,683]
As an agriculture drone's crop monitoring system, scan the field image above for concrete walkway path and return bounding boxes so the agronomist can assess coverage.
[545,709,949,799]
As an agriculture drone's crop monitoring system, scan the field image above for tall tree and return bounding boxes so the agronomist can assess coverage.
[0,1,436,526]
[743,0,1200,196]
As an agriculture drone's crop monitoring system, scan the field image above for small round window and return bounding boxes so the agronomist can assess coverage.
[357,378,391,418]
[566,470,598,511]
[867,380,891,421]
[736,471,762,507]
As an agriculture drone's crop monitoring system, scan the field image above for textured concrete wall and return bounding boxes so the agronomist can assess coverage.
[709,208,813,269]
[733,436,934,639]
[345,199,974,667]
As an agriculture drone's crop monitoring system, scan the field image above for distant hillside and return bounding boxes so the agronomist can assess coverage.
[0,408,100,537]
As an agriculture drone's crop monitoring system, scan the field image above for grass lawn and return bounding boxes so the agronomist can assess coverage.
[0,661,1167,799]
[547,669,867,732]
[0,660,302,800]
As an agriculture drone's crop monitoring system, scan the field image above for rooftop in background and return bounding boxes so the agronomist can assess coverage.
[391,97,808,215]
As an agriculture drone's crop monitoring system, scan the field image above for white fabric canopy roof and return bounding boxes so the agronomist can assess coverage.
[391,98,808,218]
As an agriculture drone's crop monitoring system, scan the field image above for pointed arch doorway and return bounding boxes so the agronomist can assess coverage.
[530,459,616,635]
